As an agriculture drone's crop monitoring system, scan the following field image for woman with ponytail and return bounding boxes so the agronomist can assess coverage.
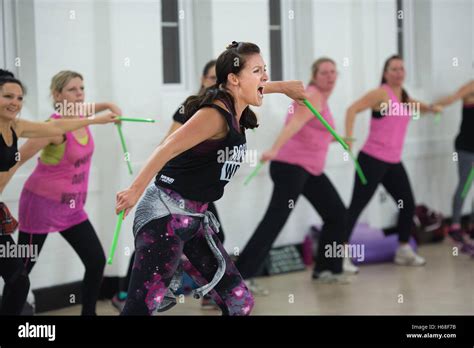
[115,41,306,315]
[112,60,223,311]
[343,55,442,271]
[0,69,117,315]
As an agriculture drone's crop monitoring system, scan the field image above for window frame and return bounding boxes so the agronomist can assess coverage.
[160,0,194,91]
[398,0,417,87]
[1,0,19,74]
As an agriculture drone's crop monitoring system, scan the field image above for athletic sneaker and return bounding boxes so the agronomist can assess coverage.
[112,294,126,312]
[156,288,177,312]
[200,295,219,310]
[468,226,474,240]
[246,279,269,296]
[312,270,351,284]
[394,245,426,266]
[448,228,474,255]
[343,257,359,274]
[460,243,474,255]
[23,290,36,315]
[448,228,465,243]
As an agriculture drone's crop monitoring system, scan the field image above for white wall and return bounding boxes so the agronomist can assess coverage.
[2,0,472,291]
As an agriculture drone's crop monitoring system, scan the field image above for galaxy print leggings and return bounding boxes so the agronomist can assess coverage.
[121,201,254,316]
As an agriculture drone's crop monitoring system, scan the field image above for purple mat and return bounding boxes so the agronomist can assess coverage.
[349,223,417,264]
[307,223,418,265]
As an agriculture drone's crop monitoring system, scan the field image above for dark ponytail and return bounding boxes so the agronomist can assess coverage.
[0,69,26,93]
[183,41,260,130]
[381,55,408,103]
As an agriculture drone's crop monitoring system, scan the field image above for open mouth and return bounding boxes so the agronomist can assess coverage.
[257,86,264,98]
[7,107,17,113]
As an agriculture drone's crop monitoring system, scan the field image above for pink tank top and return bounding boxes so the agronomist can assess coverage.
[274,86,335,176]
[19,114,94,233]
[361,84,411,163]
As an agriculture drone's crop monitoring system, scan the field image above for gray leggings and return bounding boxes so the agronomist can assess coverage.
[452,150,474,224]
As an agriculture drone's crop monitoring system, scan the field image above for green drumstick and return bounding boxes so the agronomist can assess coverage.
[107,210,125,265]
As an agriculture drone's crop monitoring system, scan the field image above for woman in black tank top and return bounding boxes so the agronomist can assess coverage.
[116,42,306,316]
[0,125,18,172]
[435,80,474,249]
[113,60,222,311]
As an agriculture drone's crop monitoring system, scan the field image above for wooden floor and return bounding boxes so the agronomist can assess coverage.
[40,240,473,316]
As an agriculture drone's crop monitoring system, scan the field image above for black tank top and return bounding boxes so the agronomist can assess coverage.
[372,110,383,119]
[172,102,187,124]
[0,128,18,172]
[455,105,474,152]
[156,103,247,202]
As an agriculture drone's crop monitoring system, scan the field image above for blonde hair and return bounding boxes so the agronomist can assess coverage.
[309,57,336,85]
[50,70,83,107]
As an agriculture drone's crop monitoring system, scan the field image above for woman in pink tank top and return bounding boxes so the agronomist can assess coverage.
[235,58,349,284]
[0,70,116,315]
[343,55,443,270]
[12,71,122,315]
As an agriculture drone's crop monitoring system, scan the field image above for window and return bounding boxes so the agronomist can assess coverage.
[161,0,181,84]
[269,0,283,81]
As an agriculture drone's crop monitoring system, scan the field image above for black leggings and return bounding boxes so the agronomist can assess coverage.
[344,151,415,243]
[0,235,30,315]
[236,161,346,279]
[122,214,253,316]
[18,219,106,315]
[120,201,225,293]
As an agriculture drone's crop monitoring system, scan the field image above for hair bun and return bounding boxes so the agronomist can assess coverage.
[226,41,239,50]
[0,69,15,79]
